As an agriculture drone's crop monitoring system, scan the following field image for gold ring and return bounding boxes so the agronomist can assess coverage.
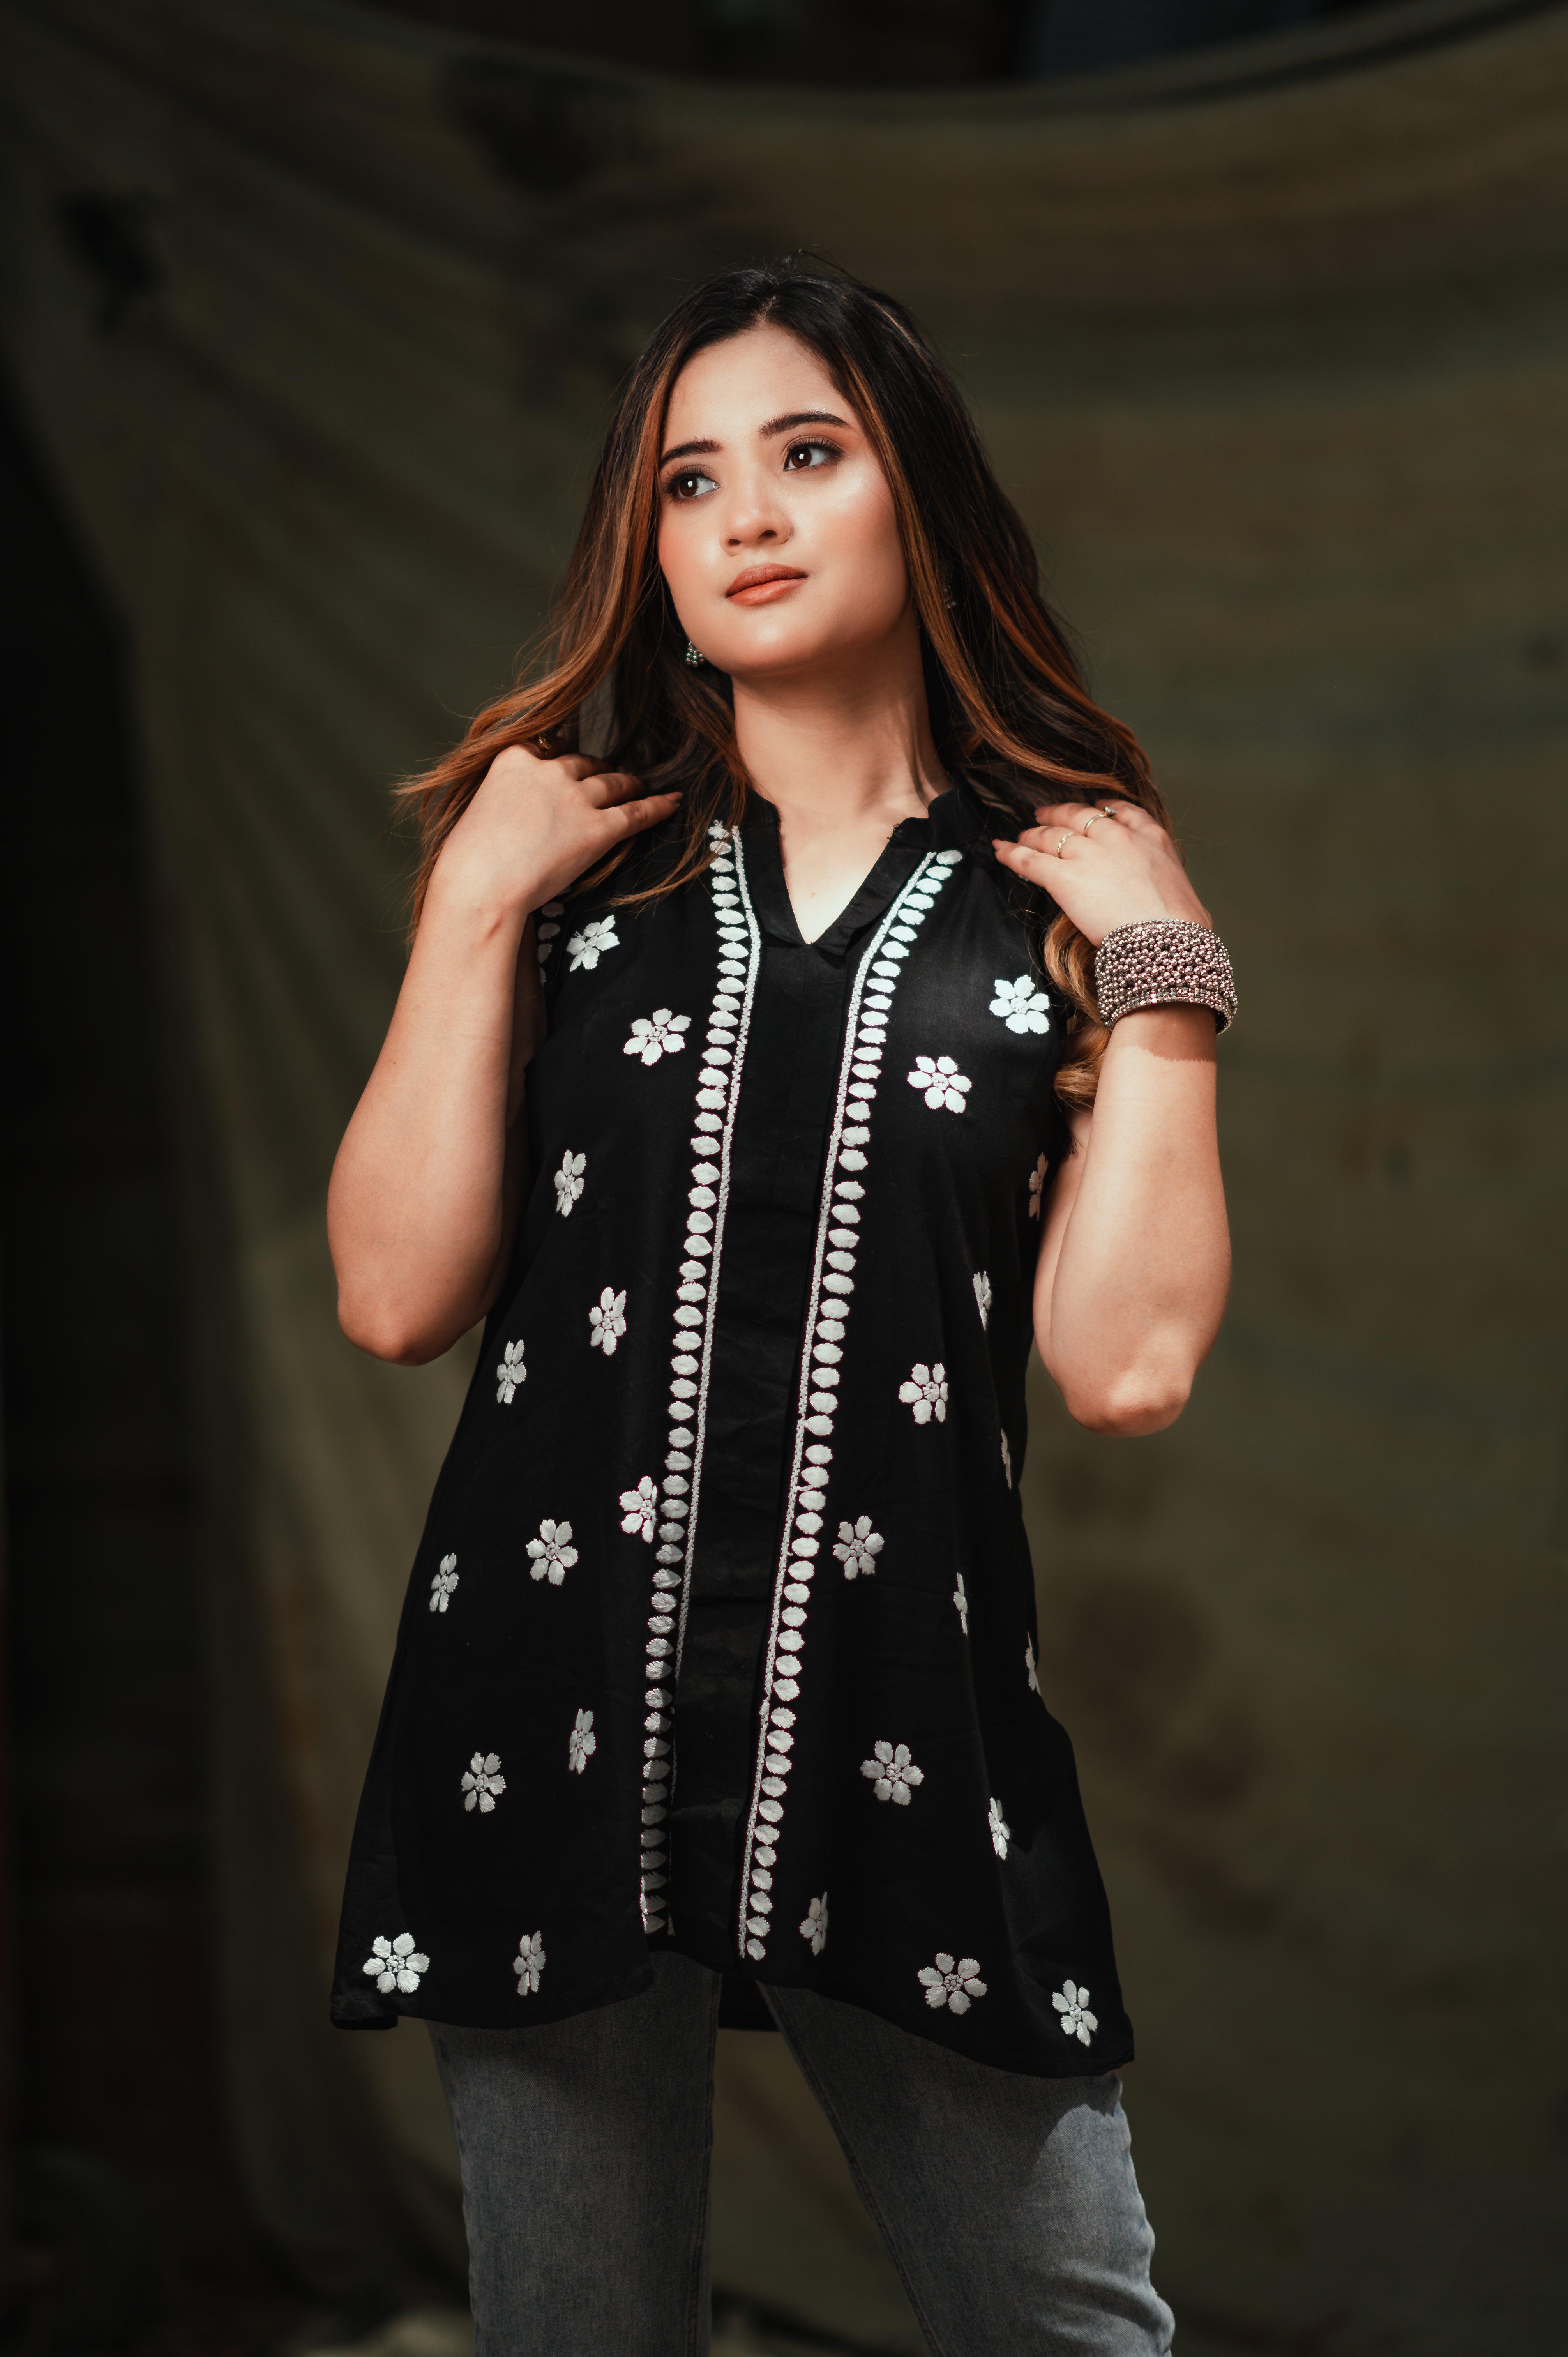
[1099,803,1121,817]
[1082,812,1104,835]
[1055,831,1071,857]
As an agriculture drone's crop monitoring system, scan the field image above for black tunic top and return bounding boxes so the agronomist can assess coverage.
[331,783,1132,2077]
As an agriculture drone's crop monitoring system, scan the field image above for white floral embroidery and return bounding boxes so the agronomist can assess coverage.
[1026,1635,1041,1694]
[990,975,1052,1034]
[526,1518,577,1585]
[363,1932,429,1994]
[973,1270,992,1329]
[953,1572,969,1633]
[429,1553,458,1612]
[1053,1979,1098,2046]
[989,1797,1011,1858]
[861,1740,924,1805]
[833,1515,884,1579]
[1028,1153,1047,1219]
[514,1931,546,1995]
[496,1339,526,1403]
[567,1709,596,1774]
[461,1751,506,1813]
[906,1053,972,1113]
[799,1894,828,1955]
[899,1361,948,1424]
[566,915,618,971]
[919,1952,988,2014]
[1000,1429,1012,1487]
[554,1149,586,1215]
[589,1286,627,1354]
[619,1475,657,1540]
[623,1007,690,1065]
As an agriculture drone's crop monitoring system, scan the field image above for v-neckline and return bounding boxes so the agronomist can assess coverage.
[740,788,956,956]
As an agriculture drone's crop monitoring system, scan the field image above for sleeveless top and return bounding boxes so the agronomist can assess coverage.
[331,783,1132,2078]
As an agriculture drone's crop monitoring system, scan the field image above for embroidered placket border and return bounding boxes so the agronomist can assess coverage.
[735,846,962,1961]
[638,824,762,1937]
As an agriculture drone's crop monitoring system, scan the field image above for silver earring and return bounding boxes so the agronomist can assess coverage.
[684,638,705,667]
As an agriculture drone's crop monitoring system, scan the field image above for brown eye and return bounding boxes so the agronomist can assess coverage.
[783,440,836,473]
[668,467,716,502]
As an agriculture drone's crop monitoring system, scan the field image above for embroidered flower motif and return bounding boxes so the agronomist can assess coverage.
[619,1475,657,1541]
[554,1149,586,1216]
[1026,1636,1041,1694]
[363,1932,429,1994]
[990,975,1052,1035]
[1000,1429,1012,1488]
[953,1572,969,1634]
[514,1931,546,1996]
[799,1894,829,1955]
[589,1286,628,1354]
[898,1362,948,1424]
[496,1339,526,1403]
[973,1270,992,1329]
[623,1008,690,1065]
[461,1752,506,1813]
[1053,1979,1098,2046]
[919,1952,988,2014]
[429,1553,458,1612]
[906,1054,971,1113]
[833,1515,884,1580]
[1028,1152,1048,1219]
[989,1797,1011,1859]
[526,1519,577,1585]
[566,915,618,971]
[861,1740,924,1805]
[567,1709,596,1774]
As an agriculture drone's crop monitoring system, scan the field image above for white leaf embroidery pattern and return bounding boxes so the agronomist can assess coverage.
[429,1553,458,1612]
[973,1270,992,1329]
[989,1797,1011,1859]
[833,1515,884,1579]
[953,1573,969,1634]
[899,1362,948,1424]
[461,1752,506,1813]
[554,1149,586,1215]
[919,1952,988,2014]
[861,1740,924,1805]
[623,1008,690,1065]
[567,1709,596,1774]
[363,1932,428,1994]
[496,1340,526,1403]
[989,975,1052,1035]
[1026,1636,1041,1694]
[906,1054,971,1113]
[514,1931,546,1995]
[1053,1979,1098,2046]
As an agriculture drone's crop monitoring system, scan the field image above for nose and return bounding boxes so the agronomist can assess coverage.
[723,463,788,550]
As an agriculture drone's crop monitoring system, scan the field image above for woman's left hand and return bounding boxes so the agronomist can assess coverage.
[992,801,1210,947]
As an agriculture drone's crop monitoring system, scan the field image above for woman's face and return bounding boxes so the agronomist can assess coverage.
[656,323,915,683]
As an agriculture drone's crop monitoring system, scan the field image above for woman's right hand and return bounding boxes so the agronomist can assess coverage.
[428,743,681,921]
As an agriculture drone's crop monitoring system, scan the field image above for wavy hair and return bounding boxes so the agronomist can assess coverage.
[400,259,1172,1106]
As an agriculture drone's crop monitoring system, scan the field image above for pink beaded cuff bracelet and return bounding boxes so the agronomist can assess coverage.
[1093,918,1237,1034]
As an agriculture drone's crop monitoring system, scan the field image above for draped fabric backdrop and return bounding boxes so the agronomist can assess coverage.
[2,0,1565,2345]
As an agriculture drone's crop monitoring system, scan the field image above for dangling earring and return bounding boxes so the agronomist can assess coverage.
[685,638,705,667]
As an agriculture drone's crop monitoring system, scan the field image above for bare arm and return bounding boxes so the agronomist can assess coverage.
[994,800,1231,1436]
[327,746,678,1364]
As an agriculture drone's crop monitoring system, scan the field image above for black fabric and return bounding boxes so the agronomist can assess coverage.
[332,783,1131,2077]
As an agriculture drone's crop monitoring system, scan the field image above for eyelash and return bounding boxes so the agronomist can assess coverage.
[663,438,842,503]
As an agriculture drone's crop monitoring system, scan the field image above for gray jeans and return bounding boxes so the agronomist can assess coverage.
[429,1953,1174,2356]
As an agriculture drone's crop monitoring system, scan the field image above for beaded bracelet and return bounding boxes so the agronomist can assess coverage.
[1093,918,1237,1035]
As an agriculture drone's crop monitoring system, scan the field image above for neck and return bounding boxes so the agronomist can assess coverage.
[729,627,946,837]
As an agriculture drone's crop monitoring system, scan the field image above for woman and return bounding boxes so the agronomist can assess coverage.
[328,261,1232,2354]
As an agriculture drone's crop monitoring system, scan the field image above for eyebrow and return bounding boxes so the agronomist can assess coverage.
[658,410,852,469]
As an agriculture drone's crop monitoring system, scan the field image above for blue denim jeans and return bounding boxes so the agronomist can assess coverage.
[429,1953,1174,2356]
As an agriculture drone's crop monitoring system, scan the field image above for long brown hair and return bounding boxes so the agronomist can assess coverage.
[401,259,1171,1106]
